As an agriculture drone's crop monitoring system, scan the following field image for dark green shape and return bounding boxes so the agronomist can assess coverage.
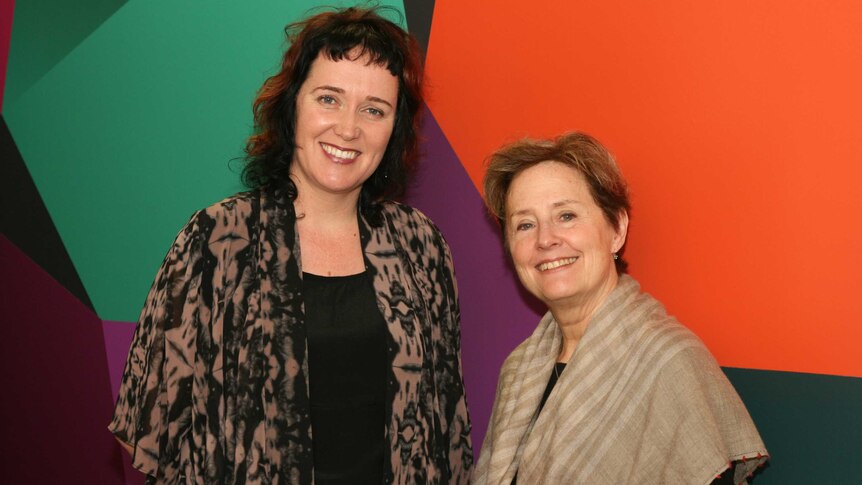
[3,0,128,108]
[724,367,862,484]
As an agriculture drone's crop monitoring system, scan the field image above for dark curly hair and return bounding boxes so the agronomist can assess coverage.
[242,6,424,225]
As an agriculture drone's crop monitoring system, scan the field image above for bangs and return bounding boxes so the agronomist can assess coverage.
[320,37,405,77]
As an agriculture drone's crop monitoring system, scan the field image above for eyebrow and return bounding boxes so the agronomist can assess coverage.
[509,199,582,218]
[312,85,394,109]
[552,199,580,208]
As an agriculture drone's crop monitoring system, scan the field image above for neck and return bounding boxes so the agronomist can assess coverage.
[549,272,619,363]
[291,180,367,277]
[293,183,362,228]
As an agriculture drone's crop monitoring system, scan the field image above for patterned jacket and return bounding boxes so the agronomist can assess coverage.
[109,189,473,484]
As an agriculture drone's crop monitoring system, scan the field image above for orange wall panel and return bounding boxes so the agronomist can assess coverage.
[426,0,862,377]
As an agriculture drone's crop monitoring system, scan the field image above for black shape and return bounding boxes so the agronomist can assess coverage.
[403,0,435,63]
[724,367,862,483]
[0,115,95,311]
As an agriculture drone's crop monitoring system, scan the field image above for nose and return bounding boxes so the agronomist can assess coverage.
[334,110,360,141]
[536,222,560,249]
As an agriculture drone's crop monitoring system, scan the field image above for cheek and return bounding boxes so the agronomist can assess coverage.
[294,103,310,127]
[508,242,533,271]
[293,114,317,144]
[372,122,395,150]
[597,230,618,254]
[511,260,535,291]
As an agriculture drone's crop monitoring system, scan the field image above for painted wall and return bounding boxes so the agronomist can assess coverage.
[1,0,859,483]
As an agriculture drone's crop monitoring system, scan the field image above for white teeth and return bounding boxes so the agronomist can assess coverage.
[322,144,359,160]
[538,257,578,272]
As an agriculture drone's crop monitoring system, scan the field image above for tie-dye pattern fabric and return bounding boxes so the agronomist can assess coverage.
[109,189,473,484]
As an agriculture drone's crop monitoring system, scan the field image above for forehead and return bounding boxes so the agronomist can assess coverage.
[506,161,593,213]
[305,52,396,84]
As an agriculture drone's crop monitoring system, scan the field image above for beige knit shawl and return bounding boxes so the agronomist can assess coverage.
[473,275,768,484]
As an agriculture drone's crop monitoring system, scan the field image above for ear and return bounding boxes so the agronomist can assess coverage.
[612,210,629,253]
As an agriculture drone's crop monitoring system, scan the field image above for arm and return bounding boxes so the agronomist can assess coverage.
[385,205,474,482]
[657,345,769,484]
[108,211,203,474]
[431,225,474,483]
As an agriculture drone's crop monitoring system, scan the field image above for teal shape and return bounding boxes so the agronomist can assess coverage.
[724,368,862,484]
[4,0,406,322]
[3,0,128,109]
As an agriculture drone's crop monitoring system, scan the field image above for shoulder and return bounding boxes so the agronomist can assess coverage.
[198,190,259,221]
[638,315,718,385]
[182,190,259,234]
[660,335,722,380]
[610,277,721,382]
[631,305,722,388]
[379,200,448,246]
[380,200,439,230]
[173,190,260,255]
[642,312,707,356]
[616,276,710,359]
[611,282,733,409]
[498,312,556,380]
[499,345,526,382]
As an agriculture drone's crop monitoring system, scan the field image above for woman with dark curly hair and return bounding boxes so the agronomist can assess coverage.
[109,7,473,484]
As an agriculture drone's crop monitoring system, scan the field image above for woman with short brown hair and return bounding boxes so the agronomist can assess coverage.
[474,132,767,484]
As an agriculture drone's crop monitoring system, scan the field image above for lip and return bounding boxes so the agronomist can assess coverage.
[535,256,579,272]
[320,142,361,164]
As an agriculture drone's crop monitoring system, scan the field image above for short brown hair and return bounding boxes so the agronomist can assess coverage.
[483,132,631,273]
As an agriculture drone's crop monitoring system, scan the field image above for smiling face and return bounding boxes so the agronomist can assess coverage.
[506,161,628,312]
[290,52,399,201]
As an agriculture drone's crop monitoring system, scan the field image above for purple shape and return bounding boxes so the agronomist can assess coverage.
[102,320,136,399]
[0,235,124,483]
[404,107,545,453]
[102,322,145,485]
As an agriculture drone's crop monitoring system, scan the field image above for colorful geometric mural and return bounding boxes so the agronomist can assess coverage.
[1,1,860,483]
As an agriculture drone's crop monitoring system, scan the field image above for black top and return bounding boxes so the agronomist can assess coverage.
[538,363,567,415]
[303,271,387,484]
[514,362,737,485]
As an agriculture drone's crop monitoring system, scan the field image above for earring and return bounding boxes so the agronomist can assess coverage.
[613,252,619,260]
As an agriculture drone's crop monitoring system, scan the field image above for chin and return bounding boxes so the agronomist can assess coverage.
[538,286,580,304]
